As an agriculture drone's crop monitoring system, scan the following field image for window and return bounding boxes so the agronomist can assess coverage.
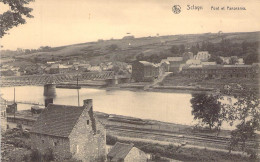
[87,120,89,125]
[42,140,44,144]
[53,142,58,146]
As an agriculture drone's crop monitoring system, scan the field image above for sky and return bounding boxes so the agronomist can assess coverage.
[1,0,260,50]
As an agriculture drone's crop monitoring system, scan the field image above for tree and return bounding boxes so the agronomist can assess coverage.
[0,0,34,38]
[208,55,223,64]
[220,84,259,157]
[244,48,259,65]
[170,45,179,54]
[179,44,185,54]
[229,56,238,65]
[190,93,221,130]
[107,44,119,51]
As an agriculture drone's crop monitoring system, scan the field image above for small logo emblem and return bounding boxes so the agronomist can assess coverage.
[172,5,181,14]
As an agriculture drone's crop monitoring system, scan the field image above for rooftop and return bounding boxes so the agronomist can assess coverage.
[139,61,158,67]
[30,104,86,137]
[107,142,134,161]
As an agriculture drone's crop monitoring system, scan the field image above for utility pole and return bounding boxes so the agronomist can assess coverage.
[77,72,80,106]
[14,87,16,121]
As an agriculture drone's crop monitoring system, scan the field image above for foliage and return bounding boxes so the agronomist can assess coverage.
[0,0,34,38]
[190,93,221,130]
[191,39,259,60]
[244,47,259,64]
[107,44,119,51]
[221,84,259,157]
[170,45,180,54]
[208,54,223,64]
[30,149,42,161]
[229,56,238,65]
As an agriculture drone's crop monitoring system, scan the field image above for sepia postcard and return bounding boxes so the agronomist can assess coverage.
[0,0,259,161]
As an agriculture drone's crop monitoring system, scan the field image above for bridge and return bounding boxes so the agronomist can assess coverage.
[0,71,115,87]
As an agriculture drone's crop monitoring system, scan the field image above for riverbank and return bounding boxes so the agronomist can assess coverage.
[4,109,260,161]
[65,81,215,94]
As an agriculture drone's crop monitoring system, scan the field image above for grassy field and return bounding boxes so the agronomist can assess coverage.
[2,31,258,66]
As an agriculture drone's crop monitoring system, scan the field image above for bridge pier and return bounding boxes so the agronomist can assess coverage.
[44,84,56,97]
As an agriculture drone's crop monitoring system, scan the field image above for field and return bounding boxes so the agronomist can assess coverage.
[2,31,259,66]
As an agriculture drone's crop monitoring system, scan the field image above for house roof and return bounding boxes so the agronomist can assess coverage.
[186,59,201,65]
[139,61,159,67]
[139,61,154,66]
[166,57,183,62]
[107,142,134,161]
[201,62,216,65]
[30,104,85,137]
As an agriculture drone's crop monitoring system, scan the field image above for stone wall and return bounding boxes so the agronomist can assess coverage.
[30,133,71,160]
[124,147,147,162]
[69,108,106,162]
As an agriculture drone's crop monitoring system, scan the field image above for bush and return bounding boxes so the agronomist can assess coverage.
[44,148,54,161]
[31,149,42,161]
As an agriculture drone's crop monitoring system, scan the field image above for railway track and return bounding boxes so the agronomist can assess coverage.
[106,125,260,150]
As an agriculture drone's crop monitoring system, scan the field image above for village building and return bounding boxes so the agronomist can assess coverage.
[88,66,102,72]
[201,62,217,66]
[160,61,170,72]
[220,56,230,64]
[49,64,60,74]
[181,64,259,79]
[182,52,194,62]
[194,51,211,62]
[186,59,201,65]
[59,64,73,74]
[167,57,184,74]
[107,142,147,162]
[30,99,106,162]
[132,61,159,82]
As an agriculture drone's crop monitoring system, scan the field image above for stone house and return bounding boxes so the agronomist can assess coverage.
[30,99,106,162]
[107,142,147,162]
[181,64,258,79]
[132,61,159,82]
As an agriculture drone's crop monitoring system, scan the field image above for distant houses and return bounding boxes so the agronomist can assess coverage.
[131,51,257,82]
[181,64,259,79]
[30,99,106,162]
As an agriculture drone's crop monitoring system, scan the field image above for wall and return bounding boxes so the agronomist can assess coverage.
[30,133,71,160]
[182,66,258,79]
[124,147,147,162]
[132,62,144,82]
[69,108,106,162]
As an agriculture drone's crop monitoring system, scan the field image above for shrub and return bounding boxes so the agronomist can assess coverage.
[44,148,54,161]
[31,149,42,161]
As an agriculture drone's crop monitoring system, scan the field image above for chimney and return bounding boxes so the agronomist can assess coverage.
[83,99,93,110]
[83,99,96,134]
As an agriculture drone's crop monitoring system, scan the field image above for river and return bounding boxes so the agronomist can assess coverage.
[0,86,196,125]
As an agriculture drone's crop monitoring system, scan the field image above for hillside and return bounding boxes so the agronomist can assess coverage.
[2,31,260,66]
